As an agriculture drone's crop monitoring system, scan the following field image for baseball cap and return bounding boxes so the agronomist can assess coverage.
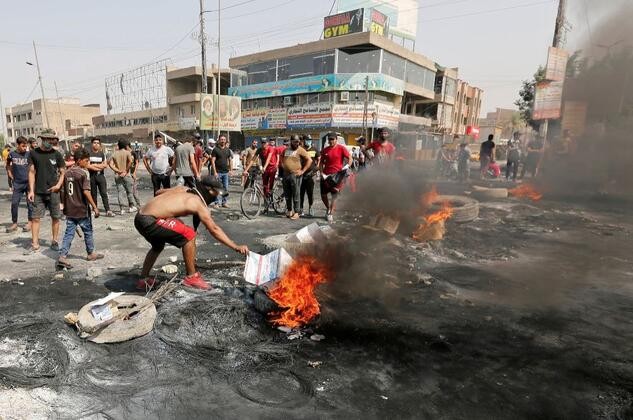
[38,128,58,140]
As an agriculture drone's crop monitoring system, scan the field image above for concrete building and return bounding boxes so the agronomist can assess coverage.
[479,108,523,142]
[4,98,100,142]
[452,80,483,137]
[227,31,483,157]
[92,65,231,140]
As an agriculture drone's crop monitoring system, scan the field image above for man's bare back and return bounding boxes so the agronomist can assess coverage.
[141,186,204,220]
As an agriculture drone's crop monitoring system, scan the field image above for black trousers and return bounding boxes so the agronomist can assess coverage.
[282,174,302,213]
[506,160,519,180]
[300,175,315,209]
[90,172,110,212]
[151,173,171,196]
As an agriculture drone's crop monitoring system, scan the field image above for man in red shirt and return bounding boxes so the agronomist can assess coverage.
[319,133,352,222]
[261,137,281,198]
[369,127,396,165]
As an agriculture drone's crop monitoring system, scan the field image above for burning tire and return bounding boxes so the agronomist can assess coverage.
[431,195,479,223]
[471,186,509,200]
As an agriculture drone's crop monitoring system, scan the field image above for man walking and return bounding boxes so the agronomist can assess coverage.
[479,134,496,179]
[144,133,174,195]
[134,176,248,290]
[88,138,114,216]
[57,149,104,269]
[281,135,312,220]
[6,137,33,233]
[108,140,137,214]
[126,143,142,208]
[26,129,65,253]
[300,135,319,216]
[174,134,199,188]
[210,134,232,208]
[319,132,352,223]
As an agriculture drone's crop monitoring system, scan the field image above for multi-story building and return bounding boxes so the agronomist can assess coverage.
[228,31,483,150]
[4,98,100,142]
[452,80,483,137]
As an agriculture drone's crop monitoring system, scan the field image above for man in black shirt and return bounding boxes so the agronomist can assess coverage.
[479,134,495,179]
[88,138,114,216]
[210,135,233,208]
[27,129,66,253]
[521,137,544,179]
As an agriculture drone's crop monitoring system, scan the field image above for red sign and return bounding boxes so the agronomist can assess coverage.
[466,126,480,135]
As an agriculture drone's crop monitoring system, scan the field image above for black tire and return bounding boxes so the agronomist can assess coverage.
[271,182,286,215]
[240,187,262,219]
[253,289,280,314]
[431,195,479,223]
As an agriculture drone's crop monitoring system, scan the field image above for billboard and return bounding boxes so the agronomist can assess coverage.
[331,103,399,129]
[561,101,588,136]
[533,81,563,120]
[287,104,333,129]
[242,108,286,131]
[228,73,404,100]
[369,8,389,37]
[338,0,417,42]
[545,47,568,82]
[323,8,364,39]
[200,94,242,131]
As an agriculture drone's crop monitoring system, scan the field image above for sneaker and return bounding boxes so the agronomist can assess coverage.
[86,253,105,261]
[308,207,314,217]
[128,206,138,213]
[298,208,304,216]
[50,241,60,251]
[5,225,18,233]
[106,211,115,217]
[120,208,127,214]
[182,272,210,290]
[327,213,333,223]
[136,277,157,290]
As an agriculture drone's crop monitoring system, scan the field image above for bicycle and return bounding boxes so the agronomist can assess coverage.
[240,170,285,219]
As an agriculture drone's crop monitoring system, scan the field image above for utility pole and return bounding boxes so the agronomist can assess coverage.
[362,75,369,139]
[199,0,208,95]
[33,41,49,128]
[54,81,68,151]
[541,0,566,141]
[216,0,221,143]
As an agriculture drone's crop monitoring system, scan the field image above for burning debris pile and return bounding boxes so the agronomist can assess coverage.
[509,184,543,202]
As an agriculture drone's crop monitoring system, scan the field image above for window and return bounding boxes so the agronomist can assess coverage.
[277,51,334,80]
[28,112,32,120]
[337,48,380,74]
[382,51,406,80]
[190,105,195,115]
[245,61,276,84]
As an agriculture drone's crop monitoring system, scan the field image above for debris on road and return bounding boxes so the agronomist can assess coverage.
[161,264,178,274]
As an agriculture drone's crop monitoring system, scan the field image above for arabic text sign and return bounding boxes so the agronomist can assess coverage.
[533,81,563,120]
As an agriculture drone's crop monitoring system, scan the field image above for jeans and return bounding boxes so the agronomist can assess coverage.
[131,178,141,207]
[300,174,314,209]
[506,160,519,180]
[215,172,229,205]
[90,172,111,212]
[114,175,135,208]
[11,182,33,223]
[151,173,171,195]
[60,216,94,257]
[283,174,302,213]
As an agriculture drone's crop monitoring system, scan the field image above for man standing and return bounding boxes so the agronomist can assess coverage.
[6,137,33,233]
[281,135,312,220]
[300,135,319,216]
[457,142,471,183]
[193,133,205,172]
[57,149,104,269]
[26,129,65,253]
[126,143,142,208]
[521,136,544,179]
[174,134,199,188]
[144,133,174,195]
[319,132,352,223]
[134,176,248,290]
[369,128,396,165]
[108,140,137,214]
[88,138,114,217]
[506,139,521,181]
[3,144,13,191]
[261,137,281,200]
[210,134,232,208]
[241,139,259,188]
[479,134,496,179]
[64,140,83,168]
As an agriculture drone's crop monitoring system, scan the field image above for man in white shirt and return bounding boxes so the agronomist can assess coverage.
[143,134,174,196]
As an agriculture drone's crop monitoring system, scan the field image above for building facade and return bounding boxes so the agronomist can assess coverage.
[4,98,100,142]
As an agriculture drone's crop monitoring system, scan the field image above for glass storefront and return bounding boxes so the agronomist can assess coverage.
[278,51,335,80]
[382,51,406,80]
[337,48,381,73]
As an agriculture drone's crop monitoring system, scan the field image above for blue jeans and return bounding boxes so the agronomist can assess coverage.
[60,217,95,257]
[215,172,229,205]
[11,182,33,224]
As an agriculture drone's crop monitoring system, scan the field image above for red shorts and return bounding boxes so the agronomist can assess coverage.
[134,213,195,248]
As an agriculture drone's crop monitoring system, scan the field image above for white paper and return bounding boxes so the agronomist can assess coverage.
[90,304,113,321]
[244,248,293,286]
[287,222,329,244]
[90,292,124,307]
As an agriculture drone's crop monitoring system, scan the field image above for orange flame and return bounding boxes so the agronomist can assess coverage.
[412,200,453,241]
[267,257,329,328]
[509,184,543,201]
[420,185,439,208]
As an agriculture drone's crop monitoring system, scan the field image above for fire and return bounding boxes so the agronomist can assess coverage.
[509,184,543,201]
[412,200,453,242]
[420,185,439,208]
[267,257,329,328]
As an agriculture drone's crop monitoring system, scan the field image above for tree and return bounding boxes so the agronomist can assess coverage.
[515,66,546,130]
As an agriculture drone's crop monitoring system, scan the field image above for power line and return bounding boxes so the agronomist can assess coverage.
[418,0,555,23]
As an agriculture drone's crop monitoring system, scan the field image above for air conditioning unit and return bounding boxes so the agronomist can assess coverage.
[340,91,350,102]
[283,96,294,106]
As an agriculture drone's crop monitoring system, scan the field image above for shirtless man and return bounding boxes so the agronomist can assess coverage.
[134,175,249,290]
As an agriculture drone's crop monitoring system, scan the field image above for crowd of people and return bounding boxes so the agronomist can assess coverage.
[1,127,397,290]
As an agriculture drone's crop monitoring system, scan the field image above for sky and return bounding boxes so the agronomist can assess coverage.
[0,0,574,119]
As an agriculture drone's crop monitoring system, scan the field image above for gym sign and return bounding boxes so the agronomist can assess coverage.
[323,8,364,39]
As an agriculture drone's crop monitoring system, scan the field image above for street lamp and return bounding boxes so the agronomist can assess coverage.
[26,41,49,128]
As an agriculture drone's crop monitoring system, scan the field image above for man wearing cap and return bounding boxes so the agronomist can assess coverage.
[319,132,352,222]
[369,128,396,165]
[134,176,249,290]
[300,135,319,216]
[26,129,66,253]
[87,138,114,217]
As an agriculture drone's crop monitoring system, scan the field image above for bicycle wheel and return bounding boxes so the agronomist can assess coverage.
[240,187,262,219]
[271,182,286,215]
